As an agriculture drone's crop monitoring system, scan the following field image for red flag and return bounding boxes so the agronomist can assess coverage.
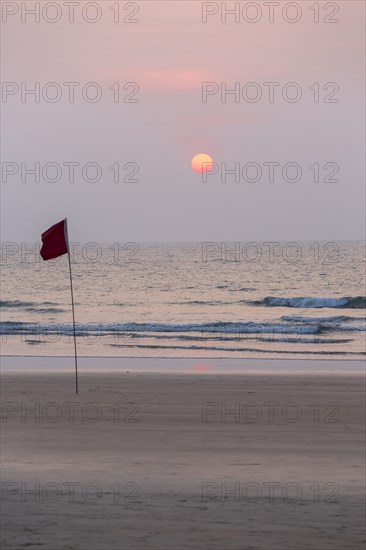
[40,219,69,261]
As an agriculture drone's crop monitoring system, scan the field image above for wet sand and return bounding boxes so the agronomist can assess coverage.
[1,358,365,549]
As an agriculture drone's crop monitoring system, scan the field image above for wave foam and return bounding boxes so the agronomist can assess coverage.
[250,296,366,309]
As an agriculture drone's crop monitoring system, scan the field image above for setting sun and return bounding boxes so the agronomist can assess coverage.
[191,153,214,174]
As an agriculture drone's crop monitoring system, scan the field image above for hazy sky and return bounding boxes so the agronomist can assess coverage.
[1,0,365,242]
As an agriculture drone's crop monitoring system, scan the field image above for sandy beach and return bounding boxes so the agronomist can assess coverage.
[1,357,365,549]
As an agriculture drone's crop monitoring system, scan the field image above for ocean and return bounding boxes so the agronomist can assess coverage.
[1,241,365,359]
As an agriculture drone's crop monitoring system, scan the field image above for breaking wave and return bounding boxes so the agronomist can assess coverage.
[248,296,366,309]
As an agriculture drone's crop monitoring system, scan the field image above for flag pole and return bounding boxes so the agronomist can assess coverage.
[65,219,78,394]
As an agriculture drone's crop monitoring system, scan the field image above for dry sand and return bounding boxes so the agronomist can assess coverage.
[1,357,365,549]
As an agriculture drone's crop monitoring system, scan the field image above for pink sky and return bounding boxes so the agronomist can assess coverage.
[1,1,365,241]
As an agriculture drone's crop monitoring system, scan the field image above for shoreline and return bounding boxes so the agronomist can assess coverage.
[1,356,365,375]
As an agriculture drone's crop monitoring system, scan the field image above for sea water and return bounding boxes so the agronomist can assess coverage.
[1,241,365,359]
